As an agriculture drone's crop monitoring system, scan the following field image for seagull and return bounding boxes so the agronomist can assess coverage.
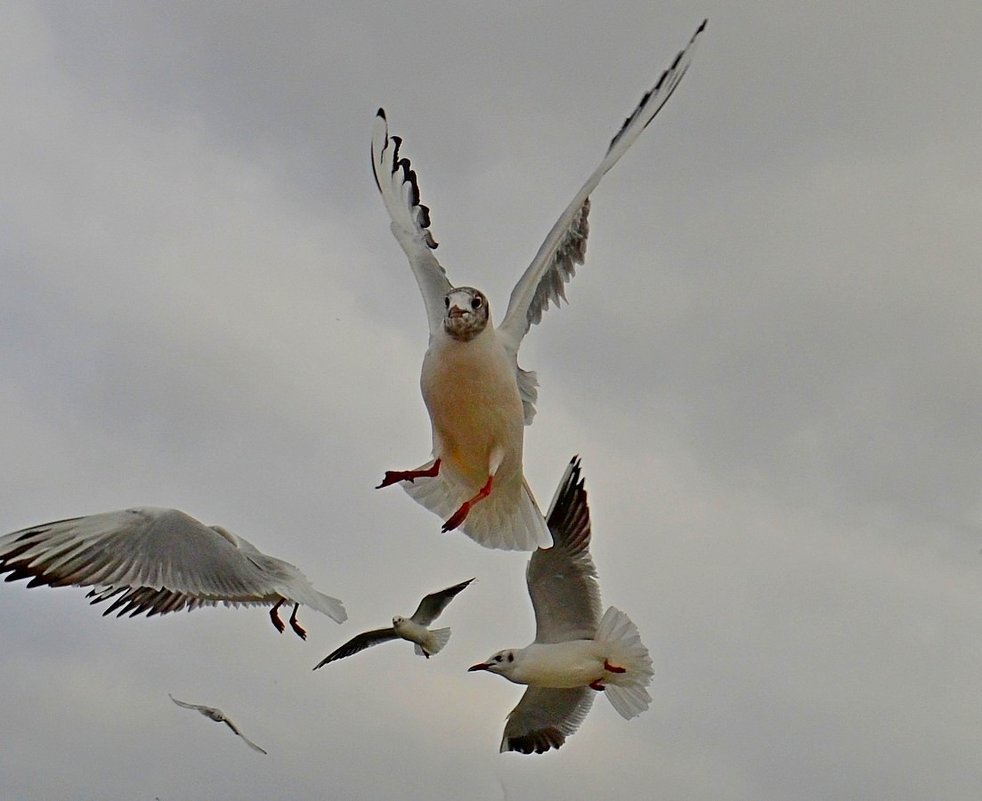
[0,507,346,638]
[467,457,654,754]
[314,578,473,668]
[372,20,706,551]
[169,694,267,754]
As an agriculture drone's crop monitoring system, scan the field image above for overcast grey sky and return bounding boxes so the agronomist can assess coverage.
[2,2,981,799]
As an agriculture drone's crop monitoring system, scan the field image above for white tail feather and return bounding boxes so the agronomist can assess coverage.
[595,606,654,719]
[415,627,451,657]
[402,468,548,551]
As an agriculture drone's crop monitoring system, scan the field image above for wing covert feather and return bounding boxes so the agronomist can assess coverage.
[497,20,707,350]
[527,457,601,643]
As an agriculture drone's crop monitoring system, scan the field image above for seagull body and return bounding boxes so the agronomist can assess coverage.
[314,578,473,668]
[0,507,346,637]
[468,457,654,754]
[169,694,267,755]
[373,20,707,551]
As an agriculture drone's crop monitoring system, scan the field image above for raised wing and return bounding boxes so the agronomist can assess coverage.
[312,627,401,669]
[528,457,602,643]
[372,108,453,336]
[0,508,346,623]
[169,694,215,715]
[410,577,474,625]
[497,19,707,351]
[500,686,595,754]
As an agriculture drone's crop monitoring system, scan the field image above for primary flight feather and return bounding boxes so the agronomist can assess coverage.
[0,507,346,637]
[373,20,706,551]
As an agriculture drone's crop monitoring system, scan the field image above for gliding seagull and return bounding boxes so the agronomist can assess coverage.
[314,578,473,668]
[372,20,706,551]
[0,507,346,637]
[169,694,267,754]
[468,457,654,754]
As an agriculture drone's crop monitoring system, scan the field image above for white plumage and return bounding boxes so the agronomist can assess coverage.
[372,20,707,551]
[0,507,346,637]
[467,457,655,754]
[313,578,473,668]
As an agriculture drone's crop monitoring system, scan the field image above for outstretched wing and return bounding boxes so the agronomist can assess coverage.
[0,507,346,623]
[527,456,602,644]
[500,686,595,754]
[221,717,268,755]
[371,108,453,336]
[313,628,400,669]
[410,577,474,626]
[497,19,707,352]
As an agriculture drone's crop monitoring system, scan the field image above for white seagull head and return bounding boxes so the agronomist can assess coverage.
[468,649,518,678]
[443,287,489,341]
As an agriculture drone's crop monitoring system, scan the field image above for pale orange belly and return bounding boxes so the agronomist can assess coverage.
[421,345,524,487]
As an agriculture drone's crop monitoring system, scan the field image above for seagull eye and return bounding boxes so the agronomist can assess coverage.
[494,654,503,663]
[444,296,450,308]
[471,296,483,310]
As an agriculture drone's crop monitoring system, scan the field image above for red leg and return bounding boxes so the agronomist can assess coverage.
[288,603,307,640]
[376,459,441,489]
[442,474,494,532]
[589,680,606,691]
[269,600,286,634]
[603,659,626,674]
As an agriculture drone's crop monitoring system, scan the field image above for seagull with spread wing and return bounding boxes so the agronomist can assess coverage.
[314,578,473,668]
[372,21,706,550]
[169,694,267,754]
[467,457,654,754]
[0,507,346,637]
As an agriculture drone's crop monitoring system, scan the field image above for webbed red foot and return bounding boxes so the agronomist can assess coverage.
[376,459,441,488]
[442,474,494,533]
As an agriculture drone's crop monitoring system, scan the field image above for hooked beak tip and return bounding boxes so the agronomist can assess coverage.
[467,663,488,672]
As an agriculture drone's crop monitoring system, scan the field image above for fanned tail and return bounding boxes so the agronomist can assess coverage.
[415,626,451,657]
[594,606,654,719]
[402,469,549,551]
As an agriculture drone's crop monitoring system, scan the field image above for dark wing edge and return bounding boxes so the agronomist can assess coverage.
[500,687,595,755]
[496,19,707,349]
[411,577,475,625]
[544,456,590,555]
[312,628,400,669]
[607,18,707,155]
[371,108,453,335]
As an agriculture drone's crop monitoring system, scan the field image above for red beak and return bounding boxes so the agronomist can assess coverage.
[448,306,466,318]
[467,662,489,672]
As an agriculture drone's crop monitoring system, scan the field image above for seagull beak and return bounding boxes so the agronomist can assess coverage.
[448,306,466,318]
[467,662,489,672]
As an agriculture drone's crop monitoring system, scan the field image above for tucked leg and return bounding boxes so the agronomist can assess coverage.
[603,659,626,674]
[442,474,494,532]
[288,603,307,640]
[589,680,606,691]
[269,600,286,634]
[376,459,441,489]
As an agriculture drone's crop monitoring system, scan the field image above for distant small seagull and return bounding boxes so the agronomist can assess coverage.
[169,694,267,755]
[372,20,706,550]
[314,578,474,668]
[0,507,346,637]
[468,457,654,754]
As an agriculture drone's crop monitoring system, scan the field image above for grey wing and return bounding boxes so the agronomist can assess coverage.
[372,108,453,336]
[0,507,346,623]
[496,19,707,352]
[169,694,214,714]
[527,457,602,643]
[500,687,595,754]
[313,628,400,669]
[409,577,474,626]
[221,717,268,755]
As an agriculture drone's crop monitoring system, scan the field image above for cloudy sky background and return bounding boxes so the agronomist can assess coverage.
[2,2,981,799]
